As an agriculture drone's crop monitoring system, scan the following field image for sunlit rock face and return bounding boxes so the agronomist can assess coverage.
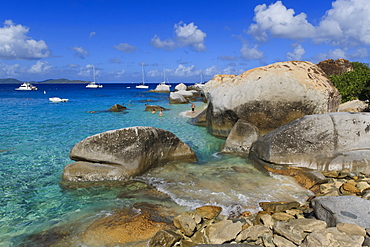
[62,126,197,183]
[204,61,341,137]
[250,112,370,173]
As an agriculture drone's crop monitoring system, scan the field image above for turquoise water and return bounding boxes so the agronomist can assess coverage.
[0,83,312,246]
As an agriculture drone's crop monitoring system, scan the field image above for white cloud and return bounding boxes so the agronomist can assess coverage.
[28,61,52,74]
[114,43,138,53]
[89,32,96,38]
[0,63,20,76]
[240,42,264,60]
[315,0,370,46]
[151,22,206,51]
[248,1,315,41]
[248,0,370,49]
[286,43,305,60]
[71,46,89,59]
[0,20,50,60]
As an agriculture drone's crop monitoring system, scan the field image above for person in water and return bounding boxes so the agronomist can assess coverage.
[152,109,156,114]
[159,110,163,116]
[191,103,195,113]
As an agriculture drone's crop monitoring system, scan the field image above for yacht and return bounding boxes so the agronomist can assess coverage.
[49,97,69,103]
[136,64,149,89]
[15,82,38,91]
[86,65,103,88]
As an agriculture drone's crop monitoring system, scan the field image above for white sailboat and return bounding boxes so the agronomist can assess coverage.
[154,69,171,92]
[15,82,38,91]
[136,64,149,89]
[158,69,171,87]
[86,65,103,88]
[194,71,205,89]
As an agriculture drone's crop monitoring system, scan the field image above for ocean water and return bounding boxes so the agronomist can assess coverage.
[0,83,313,246]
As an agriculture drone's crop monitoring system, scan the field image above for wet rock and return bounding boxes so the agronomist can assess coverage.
[81,204,175,247]
[250,112,370,174]
[205,220,242,244]
[145,105,168,111]
[195,205,222,220]
[174,213,201,237]
[149,229,182,247]
[259,201,300,213]
[311,196,370,227]
[221,119,260,154]
[109,103,127,112]
[204,61,340,137]
[63,127,196,183]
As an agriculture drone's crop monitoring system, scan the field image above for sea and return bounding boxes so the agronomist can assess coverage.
[0,83,313,246]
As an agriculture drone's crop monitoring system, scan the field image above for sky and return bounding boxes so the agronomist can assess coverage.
[0,0,369,83]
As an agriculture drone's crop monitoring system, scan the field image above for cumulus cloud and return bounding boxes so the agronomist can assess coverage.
[28,61,52,73]
[71,46,89,59]
[286,43,305,60]
[248,0,370,49]
[240,42,264,60]
[0,20,50,60]
[314,48,347,61]
[248,1,315,41]
[151,22,206,51]
[114,43,138,53]
[315,0,370,46]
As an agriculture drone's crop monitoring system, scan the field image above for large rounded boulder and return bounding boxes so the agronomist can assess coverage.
[62,126,196,183]
[250,112,370,173]
[205,61,341,137]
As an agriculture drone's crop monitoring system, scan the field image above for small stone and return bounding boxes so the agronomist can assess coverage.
[271,212,295,221]
[357,181,370,192]
[259,201,300,213]
[337,222,366,236]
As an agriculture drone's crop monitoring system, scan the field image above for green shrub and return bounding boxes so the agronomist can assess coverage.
[329,62,370,102]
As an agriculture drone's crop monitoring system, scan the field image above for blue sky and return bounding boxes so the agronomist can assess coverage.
[0,0,369,83]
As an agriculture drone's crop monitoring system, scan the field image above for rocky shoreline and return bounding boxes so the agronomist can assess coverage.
[148,170,370,247]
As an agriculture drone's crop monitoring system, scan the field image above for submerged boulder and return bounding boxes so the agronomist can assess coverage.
[204,61,341,137]
[250,112,370,173]
[109,104,127,112]
[62,126,196,183]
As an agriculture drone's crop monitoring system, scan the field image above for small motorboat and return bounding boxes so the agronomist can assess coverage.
[15,82,38,91]
[49,97,69,103]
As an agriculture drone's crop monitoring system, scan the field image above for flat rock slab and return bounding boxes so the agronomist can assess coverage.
[311,196,370,228]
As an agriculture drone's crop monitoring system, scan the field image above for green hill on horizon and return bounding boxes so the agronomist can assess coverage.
[0,78,89,84]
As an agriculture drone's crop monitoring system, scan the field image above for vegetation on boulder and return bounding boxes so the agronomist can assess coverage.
[330,62,370,102]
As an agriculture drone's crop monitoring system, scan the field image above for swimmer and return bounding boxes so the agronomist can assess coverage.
[159,110,163,116]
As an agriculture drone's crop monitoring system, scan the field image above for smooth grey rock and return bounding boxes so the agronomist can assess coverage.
[64,127,196,182]
[250,112,370,173]
[222,119,260,154]
[174,83,187,91]
[311,196,370,227]
[206,220,242,244]
[300,227,364,247]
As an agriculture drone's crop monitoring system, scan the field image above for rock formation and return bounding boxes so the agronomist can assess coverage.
[62,126,196,183]
[250,112,370,173]
[317,58,354,76]
[203,61,341,137]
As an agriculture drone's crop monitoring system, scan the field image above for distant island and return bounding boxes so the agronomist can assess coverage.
[0,78,90,84]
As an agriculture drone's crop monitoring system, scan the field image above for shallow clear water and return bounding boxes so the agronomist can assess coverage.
[0,83,312,246]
